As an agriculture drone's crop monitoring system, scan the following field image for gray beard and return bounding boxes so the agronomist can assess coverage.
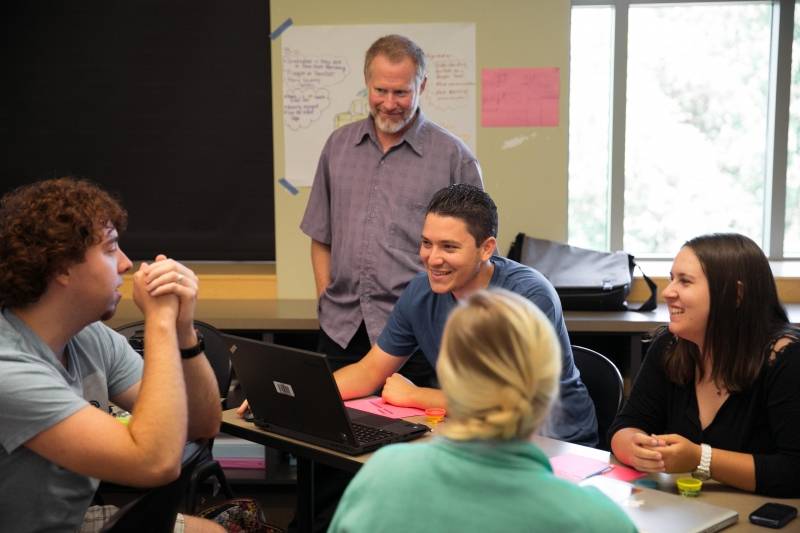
[372,110,414,134]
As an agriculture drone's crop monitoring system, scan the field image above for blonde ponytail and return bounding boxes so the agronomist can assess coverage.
[437,289,561,441]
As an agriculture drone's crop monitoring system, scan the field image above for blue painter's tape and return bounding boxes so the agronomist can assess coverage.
[278,177,299,195]
[270,18,293,40]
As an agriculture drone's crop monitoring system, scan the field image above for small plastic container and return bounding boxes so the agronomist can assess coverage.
[424,407,446,427]
[676,477,702,497]
[633,478,658,490]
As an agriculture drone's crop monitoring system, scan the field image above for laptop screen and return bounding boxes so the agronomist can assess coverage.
[228,335,359,445]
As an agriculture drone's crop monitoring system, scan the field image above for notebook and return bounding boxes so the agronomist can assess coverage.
[581,476,738,533]
[227,335,430,455]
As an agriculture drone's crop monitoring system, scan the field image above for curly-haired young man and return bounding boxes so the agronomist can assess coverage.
[0,177,224,533]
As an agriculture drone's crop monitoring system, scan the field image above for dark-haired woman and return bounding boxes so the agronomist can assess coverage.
[610,233,800,497]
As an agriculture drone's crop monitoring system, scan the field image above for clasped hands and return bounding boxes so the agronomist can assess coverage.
[132,254,198,339]
[627,432,702,473]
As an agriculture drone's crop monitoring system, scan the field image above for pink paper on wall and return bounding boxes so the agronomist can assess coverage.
[481,67,560,127]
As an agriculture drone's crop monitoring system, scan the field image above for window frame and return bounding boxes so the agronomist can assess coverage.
[570,0,795,259]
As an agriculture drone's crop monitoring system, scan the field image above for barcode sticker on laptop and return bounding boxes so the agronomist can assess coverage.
[273,381,295,397]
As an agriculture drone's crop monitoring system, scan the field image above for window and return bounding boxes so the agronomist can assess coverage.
[569,0,798,258]
[786,7,800,255]
[568,6,614,251]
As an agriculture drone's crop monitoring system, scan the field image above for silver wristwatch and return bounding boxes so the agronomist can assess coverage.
[692,443,712,481]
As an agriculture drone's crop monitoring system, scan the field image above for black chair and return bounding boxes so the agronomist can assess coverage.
[571,345,624,451]
[100,440,207,532]
[115,320,235,512]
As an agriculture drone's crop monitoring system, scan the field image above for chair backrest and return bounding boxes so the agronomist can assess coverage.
[571,345,624,450]
[100,440,206,533]
[115,320,232,403]
[114,320,235,513]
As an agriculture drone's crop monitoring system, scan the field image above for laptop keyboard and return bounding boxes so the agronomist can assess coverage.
[351,422,394,444]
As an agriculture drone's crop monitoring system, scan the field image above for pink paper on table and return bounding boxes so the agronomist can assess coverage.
[481,67,560,127]
[344,396,425,419]
[550,454,612,482]
[218,458,265,469]
[602,463,646,482]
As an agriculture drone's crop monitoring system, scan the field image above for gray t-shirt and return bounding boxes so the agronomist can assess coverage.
[0,308,142,533]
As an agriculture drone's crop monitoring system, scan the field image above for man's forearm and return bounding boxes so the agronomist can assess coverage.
[334,361,385,400]
[128,316,187,468]
[310,239,332,298]
[182,354,223,440]
[383,384,446,410]
[176,324,222,440]
[408,387,446,409]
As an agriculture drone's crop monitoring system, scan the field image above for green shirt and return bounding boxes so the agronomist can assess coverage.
[329,438,636,533]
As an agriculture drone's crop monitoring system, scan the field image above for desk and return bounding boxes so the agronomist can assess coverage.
[566,303,800,378]
[222,408,366,533]
[221,409,799,533]
[106,298,319,331]
[108,299,800,333]
[108,300,800,379]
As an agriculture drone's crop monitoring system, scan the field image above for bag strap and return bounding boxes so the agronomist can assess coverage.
[507,232,524,262]
[628,261,657,312]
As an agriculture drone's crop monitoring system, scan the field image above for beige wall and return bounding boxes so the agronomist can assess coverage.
[271,0,572,298]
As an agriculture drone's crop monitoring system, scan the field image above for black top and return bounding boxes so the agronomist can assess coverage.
[609,332,800,497]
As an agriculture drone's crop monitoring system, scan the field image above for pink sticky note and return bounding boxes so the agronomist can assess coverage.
[602,464,646,482]
[344,396,426,419]
[481,67,560,127]
[550,454,612,482]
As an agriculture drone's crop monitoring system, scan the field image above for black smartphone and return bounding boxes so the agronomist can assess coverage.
[749,503,797,529]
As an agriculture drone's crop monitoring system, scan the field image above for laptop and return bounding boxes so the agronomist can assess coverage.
[227,335,430,455]
[581,476,738,533]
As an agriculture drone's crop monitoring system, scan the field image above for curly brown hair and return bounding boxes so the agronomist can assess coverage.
[0,177,128,308]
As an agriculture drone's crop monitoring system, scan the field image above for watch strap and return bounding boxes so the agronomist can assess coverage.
[180,330,205,359]
[693,443,712,480]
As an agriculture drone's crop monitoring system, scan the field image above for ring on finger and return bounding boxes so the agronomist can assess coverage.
[176,274,184,285]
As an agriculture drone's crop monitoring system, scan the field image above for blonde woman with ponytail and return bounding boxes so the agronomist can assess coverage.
[329,289,635,533]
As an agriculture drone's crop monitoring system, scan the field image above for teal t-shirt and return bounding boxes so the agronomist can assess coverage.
[329,438,636,533]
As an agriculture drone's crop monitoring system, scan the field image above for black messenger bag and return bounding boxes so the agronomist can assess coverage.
[507,233,657,312]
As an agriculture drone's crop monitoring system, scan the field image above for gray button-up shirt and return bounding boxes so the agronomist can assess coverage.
[300,110,483,348]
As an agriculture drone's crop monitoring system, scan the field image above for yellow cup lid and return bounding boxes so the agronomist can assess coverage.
[676,477,702,495]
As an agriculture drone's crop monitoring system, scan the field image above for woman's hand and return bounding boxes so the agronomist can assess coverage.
[611,428,667,472]
[650,433,702,473]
